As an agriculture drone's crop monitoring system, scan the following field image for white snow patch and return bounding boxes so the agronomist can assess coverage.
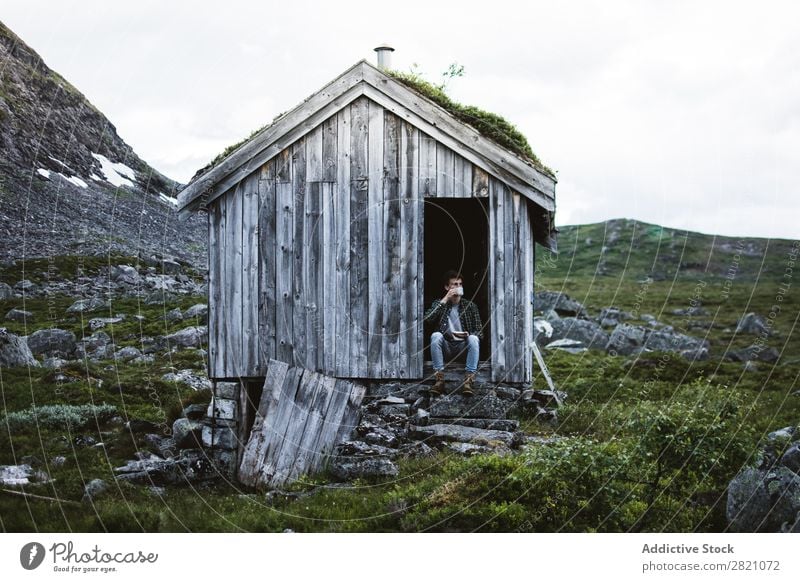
[36,168,51,179]
[47,156,73,172]
[159,192,178,206]
[91,152,137,188]
[59,173,88,188]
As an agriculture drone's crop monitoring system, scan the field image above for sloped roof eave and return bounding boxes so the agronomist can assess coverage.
[176,60,555,216]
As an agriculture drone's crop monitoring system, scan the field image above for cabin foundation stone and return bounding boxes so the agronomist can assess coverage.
[202,380,243,478]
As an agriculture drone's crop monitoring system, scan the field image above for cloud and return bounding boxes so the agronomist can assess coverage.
[2,0,797,238]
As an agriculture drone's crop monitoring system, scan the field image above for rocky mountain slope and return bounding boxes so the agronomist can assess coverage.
[0,20,206,268]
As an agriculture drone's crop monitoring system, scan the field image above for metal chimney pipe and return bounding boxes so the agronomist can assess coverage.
[374,44,395,70]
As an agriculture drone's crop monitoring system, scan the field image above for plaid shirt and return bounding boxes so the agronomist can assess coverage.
[424,298,483,340]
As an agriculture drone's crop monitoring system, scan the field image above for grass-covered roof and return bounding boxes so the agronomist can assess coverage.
[192,64,555,183]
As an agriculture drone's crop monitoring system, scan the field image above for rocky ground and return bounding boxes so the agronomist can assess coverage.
[533,290,779,365]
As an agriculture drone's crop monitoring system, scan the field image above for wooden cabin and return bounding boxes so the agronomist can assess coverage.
[177,56,557,486]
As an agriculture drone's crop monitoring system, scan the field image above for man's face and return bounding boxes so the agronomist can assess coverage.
[445,277,463,292]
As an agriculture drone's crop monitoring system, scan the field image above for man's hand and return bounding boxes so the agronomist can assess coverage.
[442,288,459,303]
[452,331,469,340]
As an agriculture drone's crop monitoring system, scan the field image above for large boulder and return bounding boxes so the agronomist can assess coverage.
[534,291,587,318]
[596,307,632,328]
[111,265,141,285]
[725,344,780,364]
[172,418,204,450]
[5,308,33,322]
[161,369,211,391]
[0,330,40,367]
[26,328,77,358]
[329,440,399,481]
[644,327,709,361]
[727,425,800,532]
[165,326,207,349]
[75,330,113,360]
[607,324,648,356]
[727,466,800,532]
[736,312,770,335]
[66,297,108,314]
[548,317,609,350]
[0,282,14,299]
[184,304,208,324]
[0,463,50,486]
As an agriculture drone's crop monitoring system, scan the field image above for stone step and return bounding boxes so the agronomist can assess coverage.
[425,391,518,419]
[408,423,522,448]
[426,417,520,432]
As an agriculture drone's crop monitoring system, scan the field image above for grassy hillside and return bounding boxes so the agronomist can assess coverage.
[1,221,798,532]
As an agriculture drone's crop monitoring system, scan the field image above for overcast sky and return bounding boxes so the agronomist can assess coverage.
[3,0,799,239]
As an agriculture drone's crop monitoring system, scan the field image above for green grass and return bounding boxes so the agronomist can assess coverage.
[1,241,798,532]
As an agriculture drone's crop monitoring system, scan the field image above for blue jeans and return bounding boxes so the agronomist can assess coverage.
[430,332,479,373]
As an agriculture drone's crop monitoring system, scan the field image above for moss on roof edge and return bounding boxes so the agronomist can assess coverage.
[386,69,556,180]
[190,65,556,185]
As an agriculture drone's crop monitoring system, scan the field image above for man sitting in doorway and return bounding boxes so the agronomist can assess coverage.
[424,269,483,397]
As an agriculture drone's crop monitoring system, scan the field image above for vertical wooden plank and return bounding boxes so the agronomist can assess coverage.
[335,108,352,377]
[332,380,367,445]
[350,97,369,181]
[399,120,420,378]
[367,101,384,378]
[310,376,352,472]
[242,171,259,376]
[349,98,369,378]
[522,201,534,384]
[472,165,489,197]
[276,148,291,183]
[222,182,242,378]
[503,186,517,382]
[292,138,307,368]
[306,124,324,182]
[382,111,401,378]
[218,196,229,377]
[285,372,335,483]
[436,142,454,198]
[453,154,472,198]
[322,182,336,374]
[490,178,506,381]
[415,161,425,376]
[305,181,322,371]
[208,201,221,378]
[230,185,244,378]
[322,115,337,182]
[276,181,294,365]
[271,369,322,485]
[258,161,277,372]
[255,365,304,486]
[237,359,289,485]
[510,191,525,382]
[419,132,437,197]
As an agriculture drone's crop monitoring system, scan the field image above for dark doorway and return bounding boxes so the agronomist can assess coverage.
[423,198,491,361]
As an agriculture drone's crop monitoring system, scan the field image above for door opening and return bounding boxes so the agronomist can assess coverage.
[423,198,491,362]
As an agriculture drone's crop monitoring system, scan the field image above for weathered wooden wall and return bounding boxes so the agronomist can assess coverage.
[488,178,535,383]
[207,95,536,383]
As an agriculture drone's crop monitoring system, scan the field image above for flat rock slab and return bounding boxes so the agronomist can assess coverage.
[427,391,517,419]
[428,417,520,432]
[409,423,519,447]
[328,456,398,481]
[444,441,513,456]
[0,464,51,486]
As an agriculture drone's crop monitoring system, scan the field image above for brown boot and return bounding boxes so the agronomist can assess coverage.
[461,372,476,397]
[430,370,446,396]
